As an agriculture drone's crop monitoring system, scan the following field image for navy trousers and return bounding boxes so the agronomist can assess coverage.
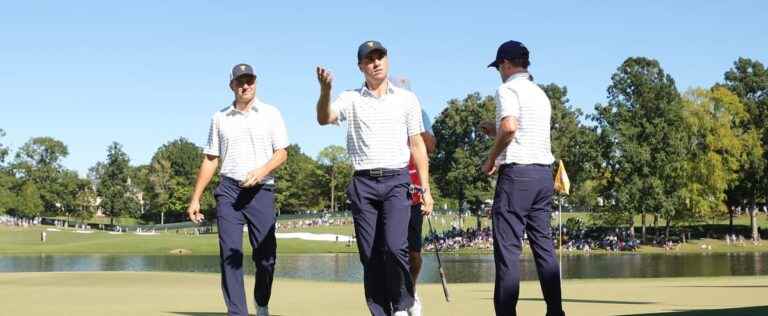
[491,164,565,316]
[215,176,277,316]
[347,170,415,315]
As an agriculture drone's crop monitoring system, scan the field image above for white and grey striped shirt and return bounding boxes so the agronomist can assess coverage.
[331,81,424,170]
[204,98,289,184]
[495,72,555,165]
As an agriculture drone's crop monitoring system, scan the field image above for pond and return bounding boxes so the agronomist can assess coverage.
[2,252,765,283]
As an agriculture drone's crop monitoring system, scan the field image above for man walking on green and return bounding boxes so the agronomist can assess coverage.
[187,63,288,316]
[315,41,433,316]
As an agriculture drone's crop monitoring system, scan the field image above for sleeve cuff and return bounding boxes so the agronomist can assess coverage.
[202,149,219,156]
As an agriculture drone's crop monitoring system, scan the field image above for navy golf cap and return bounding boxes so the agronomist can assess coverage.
[230,63,256,80]
[357,40,387,62]
[488,40,529,68]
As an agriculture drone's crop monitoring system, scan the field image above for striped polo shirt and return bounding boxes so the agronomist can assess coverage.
[331,81,425,170]
[495,72,555,165]
[203,98,289,184]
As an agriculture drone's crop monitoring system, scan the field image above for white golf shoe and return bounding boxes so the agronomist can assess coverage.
[407,294,422,316]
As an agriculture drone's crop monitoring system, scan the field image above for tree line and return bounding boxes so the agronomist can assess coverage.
[1,57,765,241]
[0,135,355,225]
[432,57,766,242]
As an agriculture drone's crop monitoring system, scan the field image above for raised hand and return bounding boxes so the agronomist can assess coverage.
[316,66,333,92]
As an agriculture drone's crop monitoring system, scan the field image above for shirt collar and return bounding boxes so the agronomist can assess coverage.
[227,97,260,115]
[504,72,531,83]
[359,80,396,98]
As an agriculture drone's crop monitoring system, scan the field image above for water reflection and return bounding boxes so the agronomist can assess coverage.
[1,253,765,283]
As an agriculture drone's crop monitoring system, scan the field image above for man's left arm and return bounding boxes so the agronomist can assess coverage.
[408,100,432,214]
[410,134,433,215]
[242,109,290,187]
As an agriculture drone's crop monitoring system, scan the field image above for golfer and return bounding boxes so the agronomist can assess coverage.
[187,63,288,316]
[315,41,433,316]
[481,40,566,316]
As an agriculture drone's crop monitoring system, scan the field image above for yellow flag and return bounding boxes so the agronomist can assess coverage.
[554,160,570,195]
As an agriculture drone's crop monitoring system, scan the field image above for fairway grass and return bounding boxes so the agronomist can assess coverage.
[0,226,357,255]
[3,225,767,255]
[0,272,765,315]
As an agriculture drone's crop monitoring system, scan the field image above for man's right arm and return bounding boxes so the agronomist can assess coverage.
[482,86,519,175]
[187,154,218,223]
[316,66,338,125]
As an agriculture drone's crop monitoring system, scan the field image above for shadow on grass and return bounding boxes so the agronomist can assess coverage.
[618,305,768,316]
[481,298,655,305]
[522,298,655,305]
[666,285,768,288]
[169,313,286,316]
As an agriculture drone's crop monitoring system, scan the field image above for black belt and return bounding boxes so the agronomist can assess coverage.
[354,168,405,178]
[222,176,276,189]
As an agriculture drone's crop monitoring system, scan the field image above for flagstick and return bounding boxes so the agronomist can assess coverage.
[555,160,568,283]
[558,195,563,281]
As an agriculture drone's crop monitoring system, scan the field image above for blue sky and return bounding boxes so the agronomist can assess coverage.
[1,1,766,176]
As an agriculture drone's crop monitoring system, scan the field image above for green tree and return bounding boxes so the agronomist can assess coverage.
[428,174,454,211]
[593,57,686,241]
[96,142,140,225]
[73,178,98,223]
[148,158,172,223]
[131,164,151,215]
[16,181,43,218]
[0,129,15,214]
[317,145,352,212]
[145,138,206,223]
[54,170,83,217]
[150,138,202,183]
[0,172,17,215]
[723,57,768,241]
[542,84,602,212]
[0,129,8,165]
[12,137,71,214]
[678,87,760,224]
[88,162,105,186]
[274,144,324,213]
[432,92,495,213]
